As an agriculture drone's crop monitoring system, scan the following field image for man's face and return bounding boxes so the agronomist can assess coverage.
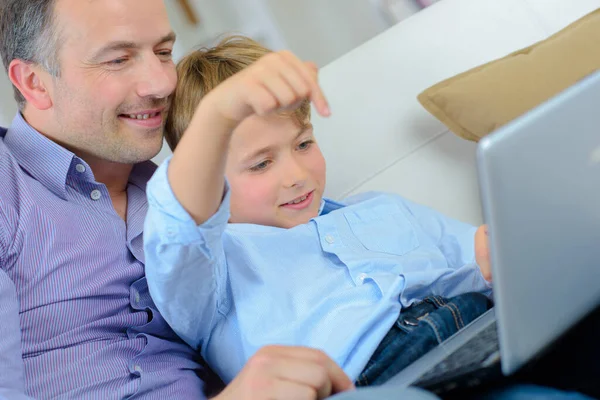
[226,114,326,229]
[46,0,176,164]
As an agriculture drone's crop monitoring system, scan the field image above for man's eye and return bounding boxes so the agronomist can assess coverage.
[157,50,173,59]
[249,160,271,172]
[107,58,128,65]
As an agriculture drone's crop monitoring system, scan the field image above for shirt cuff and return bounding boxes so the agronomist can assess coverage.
[146,156,231,245]
[473,261,494,298]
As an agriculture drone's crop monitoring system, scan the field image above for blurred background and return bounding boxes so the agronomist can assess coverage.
[0,0,441,130]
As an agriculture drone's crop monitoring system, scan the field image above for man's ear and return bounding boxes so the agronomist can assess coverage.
[8,59,53,110]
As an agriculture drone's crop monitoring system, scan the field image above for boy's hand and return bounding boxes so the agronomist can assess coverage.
[475,224,492,282]
[204,50,330,125]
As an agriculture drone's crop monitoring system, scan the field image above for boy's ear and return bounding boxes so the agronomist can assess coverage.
[8,59,53,110]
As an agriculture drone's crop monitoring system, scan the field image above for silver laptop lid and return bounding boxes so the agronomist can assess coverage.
[477,70,600,375]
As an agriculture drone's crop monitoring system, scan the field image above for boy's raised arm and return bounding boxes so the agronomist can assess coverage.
[167,51,329,225]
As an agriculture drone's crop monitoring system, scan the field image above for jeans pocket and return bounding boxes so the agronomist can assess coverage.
[421,293,492,343]
[394,297,441,334]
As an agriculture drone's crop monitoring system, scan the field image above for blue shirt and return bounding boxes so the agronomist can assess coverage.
[0,114,207,399]
[145,157,493,383]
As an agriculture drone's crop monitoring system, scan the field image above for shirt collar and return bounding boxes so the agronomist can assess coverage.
[319,198,345,216]
[4,112,157,199]
[129,160,157,192]
[4,113,75,199]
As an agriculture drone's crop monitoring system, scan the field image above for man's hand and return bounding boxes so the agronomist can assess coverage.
[475,224,492,282]
[214,346,354,400]
[203,50,330,125]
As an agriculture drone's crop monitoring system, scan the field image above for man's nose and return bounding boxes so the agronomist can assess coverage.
[136,55,176,99]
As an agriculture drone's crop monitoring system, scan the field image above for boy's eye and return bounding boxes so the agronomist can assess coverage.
[297,140,314,151]
[249,160,272,172]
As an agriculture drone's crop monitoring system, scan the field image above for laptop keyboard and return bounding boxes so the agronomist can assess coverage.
[413,321,500,389]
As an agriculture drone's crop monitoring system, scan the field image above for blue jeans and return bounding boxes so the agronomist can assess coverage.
[356,292,492,386]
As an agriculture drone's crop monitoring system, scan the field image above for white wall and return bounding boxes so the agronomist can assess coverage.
[265,0,388,67]
[166,0,289,61]
[167,0,390,67]
[1,71,17,127]
[166,0,240,59]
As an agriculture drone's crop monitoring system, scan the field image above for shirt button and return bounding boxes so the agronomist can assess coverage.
[357,273,368,283]
[167,226,177,238]
[90,189,102,201]
[324,235,335,244]
[75,164,86,173]
[134,292,141,304]
[133,364,143,373]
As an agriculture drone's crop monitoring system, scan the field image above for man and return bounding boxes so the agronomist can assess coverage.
[0,0,354,398]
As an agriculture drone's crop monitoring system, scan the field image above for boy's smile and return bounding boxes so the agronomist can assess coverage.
[280,190,315,210]
[226,113,326,228]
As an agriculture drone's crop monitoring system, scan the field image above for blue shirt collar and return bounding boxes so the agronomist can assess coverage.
[319,197,345,216]
[3,113,156,199]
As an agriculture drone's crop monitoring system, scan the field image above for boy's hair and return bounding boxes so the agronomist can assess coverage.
[165,35,311,150]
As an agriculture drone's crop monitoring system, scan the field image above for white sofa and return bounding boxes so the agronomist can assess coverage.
[312,0,599,226]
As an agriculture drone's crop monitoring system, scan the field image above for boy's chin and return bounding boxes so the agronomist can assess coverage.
[283,212,319,228]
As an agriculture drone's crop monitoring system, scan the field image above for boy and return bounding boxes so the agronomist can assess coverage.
[144,36,493,386]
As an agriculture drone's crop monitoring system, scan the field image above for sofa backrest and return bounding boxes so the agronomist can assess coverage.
[313,0,599,225]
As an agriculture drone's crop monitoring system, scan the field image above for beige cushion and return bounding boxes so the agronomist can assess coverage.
[417,8,600,142]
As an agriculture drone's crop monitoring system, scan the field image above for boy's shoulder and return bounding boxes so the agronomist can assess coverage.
[338,191,402,207]
[332,191,431,220]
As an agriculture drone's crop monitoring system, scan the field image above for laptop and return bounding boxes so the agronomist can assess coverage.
[385,69,600,394]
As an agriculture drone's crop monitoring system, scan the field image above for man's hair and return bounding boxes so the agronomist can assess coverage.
[165,35,311,150]
[0,0,62,109]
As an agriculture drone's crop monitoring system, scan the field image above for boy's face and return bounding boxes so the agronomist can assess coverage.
[226,114,326,229]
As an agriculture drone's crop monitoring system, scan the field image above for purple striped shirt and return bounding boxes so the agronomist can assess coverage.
[0,114,209,399]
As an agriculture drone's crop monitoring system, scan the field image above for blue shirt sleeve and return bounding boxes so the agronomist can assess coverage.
[144,157,230,351]
[394,194,493,299]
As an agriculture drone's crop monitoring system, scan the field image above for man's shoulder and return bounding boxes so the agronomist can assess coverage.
[0,134,26,213]
[0,133,20,176]
[0,132,19,259]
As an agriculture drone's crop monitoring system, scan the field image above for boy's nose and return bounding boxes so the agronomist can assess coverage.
[284,174,307,189]
[283,159,308,188]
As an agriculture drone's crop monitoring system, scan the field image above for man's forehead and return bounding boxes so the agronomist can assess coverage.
[55,0,173,48]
